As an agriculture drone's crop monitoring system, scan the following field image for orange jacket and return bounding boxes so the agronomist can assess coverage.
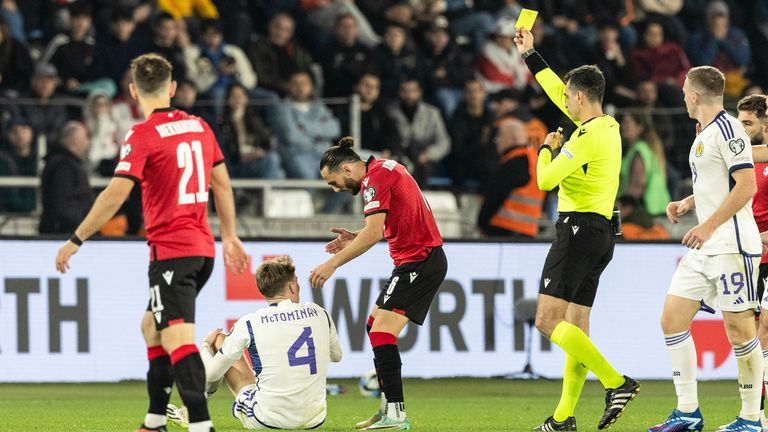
[621,222,670,240]
[489,146,545,237]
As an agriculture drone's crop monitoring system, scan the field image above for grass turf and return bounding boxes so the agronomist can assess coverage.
[0,379,749,431]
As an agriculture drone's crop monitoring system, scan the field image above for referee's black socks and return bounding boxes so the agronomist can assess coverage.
[171,345,212,431]
[370,331,405,415]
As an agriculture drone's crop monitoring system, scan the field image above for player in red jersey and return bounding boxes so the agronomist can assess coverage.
[737,95,768,421]
[311,137,447,430]
[55,54,247,432]
[738,96,768,295]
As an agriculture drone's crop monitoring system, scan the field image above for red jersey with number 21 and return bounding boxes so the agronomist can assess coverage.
[114,108,224,261]
[361,157,443,266]
[754,161,768,264]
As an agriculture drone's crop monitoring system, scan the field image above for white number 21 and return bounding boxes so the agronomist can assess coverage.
[177,141,209,205]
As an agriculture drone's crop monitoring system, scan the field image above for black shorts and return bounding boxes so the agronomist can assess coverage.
[146,256,214,330]
[758,262,768,308]
[539,212,615,307]
[376,246,448,325]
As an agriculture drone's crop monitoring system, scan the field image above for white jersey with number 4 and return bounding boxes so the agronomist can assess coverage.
[689,110,761,256]
[220,300,342,429]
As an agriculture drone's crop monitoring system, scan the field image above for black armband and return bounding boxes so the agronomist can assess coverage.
[523,49,549,75]
[69,234,83,246]
[538,144,553,155]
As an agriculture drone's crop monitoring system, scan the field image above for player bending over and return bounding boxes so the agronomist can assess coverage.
[167,256,342,430]
[311,137,447,430]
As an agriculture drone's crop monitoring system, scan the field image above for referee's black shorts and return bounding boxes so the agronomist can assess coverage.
[539,212,614,307]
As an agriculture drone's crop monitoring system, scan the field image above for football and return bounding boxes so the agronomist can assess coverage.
[358,369,381,398]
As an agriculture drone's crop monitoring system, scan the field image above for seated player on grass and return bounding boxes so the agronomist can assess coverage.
[167,256,342,429]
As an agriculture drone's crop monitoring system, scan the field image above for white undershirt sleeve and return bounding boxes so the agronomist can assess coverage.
[200,344,237,382]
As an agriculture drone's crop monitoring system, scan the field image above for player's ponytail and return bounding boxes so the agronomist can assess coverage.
[320,136,362,172]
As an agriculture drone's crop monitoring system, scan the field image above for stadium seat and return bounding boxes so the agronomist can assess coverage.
[423,191,460,237]
[423,191,458,213]
[265,189,314,218]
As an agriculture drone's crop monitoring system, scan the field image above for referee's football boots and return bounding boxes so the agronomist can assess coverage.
[647,408,704,432]
[598,375,641,429]
[533,416,577,431]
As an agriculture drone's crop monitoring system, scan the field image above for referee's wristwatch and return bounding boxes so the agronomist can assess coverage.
[521,48,536,59]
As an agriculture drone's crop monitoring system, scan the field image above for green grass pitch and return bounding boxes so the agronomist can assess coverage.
[0,379,748,431]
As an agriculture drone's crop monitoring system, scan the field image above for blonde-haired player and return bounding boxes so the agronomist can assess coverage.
[649,67,763,432]
[168,256,342,430]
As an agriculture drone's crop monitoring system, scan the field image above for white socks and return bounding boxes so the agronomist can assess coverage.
[143,413,166,429]
[735,338,763,421]
[665,330,699,413]
[385,402,407,421]
[763,349,768,417]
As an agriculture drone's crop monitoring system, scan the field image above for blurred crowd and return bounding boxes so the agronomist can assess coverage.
[0,0,766,237]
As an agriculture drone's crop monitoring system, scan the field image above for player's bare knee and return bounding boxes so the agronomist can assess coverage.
[660,306,690,335]
[723,310,758,345]
[758,315,768,344]
[660,317,691,335]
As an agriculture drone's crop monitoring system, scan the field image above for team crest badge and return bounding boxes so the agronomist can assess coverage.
[120,143,132,159]
[729,138,745,155]
[363,187,376,203]
[694,142,703,157]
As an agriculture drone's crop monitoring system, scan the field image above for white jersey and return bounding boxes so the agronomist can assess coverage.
[689,110,761,256]
[219,300,342,429]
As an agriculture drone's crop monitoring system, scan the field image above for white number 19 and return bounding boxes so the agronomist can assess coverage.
[177,141,209,205]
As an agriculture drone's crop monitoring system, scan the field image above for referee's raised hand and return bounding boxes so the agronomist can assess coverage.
[514,27,534,54]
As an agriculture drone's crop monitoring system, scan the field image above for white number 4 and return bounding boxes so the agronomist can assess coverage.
[177,141,209,205]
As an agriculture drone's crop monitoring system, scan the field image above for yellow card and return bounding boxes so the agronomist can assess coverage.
[516,8,538,31]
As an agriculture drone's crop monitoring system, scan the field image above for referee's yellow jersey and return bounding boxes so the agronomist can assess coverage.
[525,52,622,220]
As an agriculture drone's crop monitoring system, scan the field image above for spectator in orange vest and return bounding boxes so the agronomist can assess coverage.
[478,117,545,237]
[616,195,670,240]
[491,88,548,148]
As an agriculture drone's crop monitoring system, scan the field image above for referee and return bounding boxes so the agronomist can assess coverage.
[515,28,640,431]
